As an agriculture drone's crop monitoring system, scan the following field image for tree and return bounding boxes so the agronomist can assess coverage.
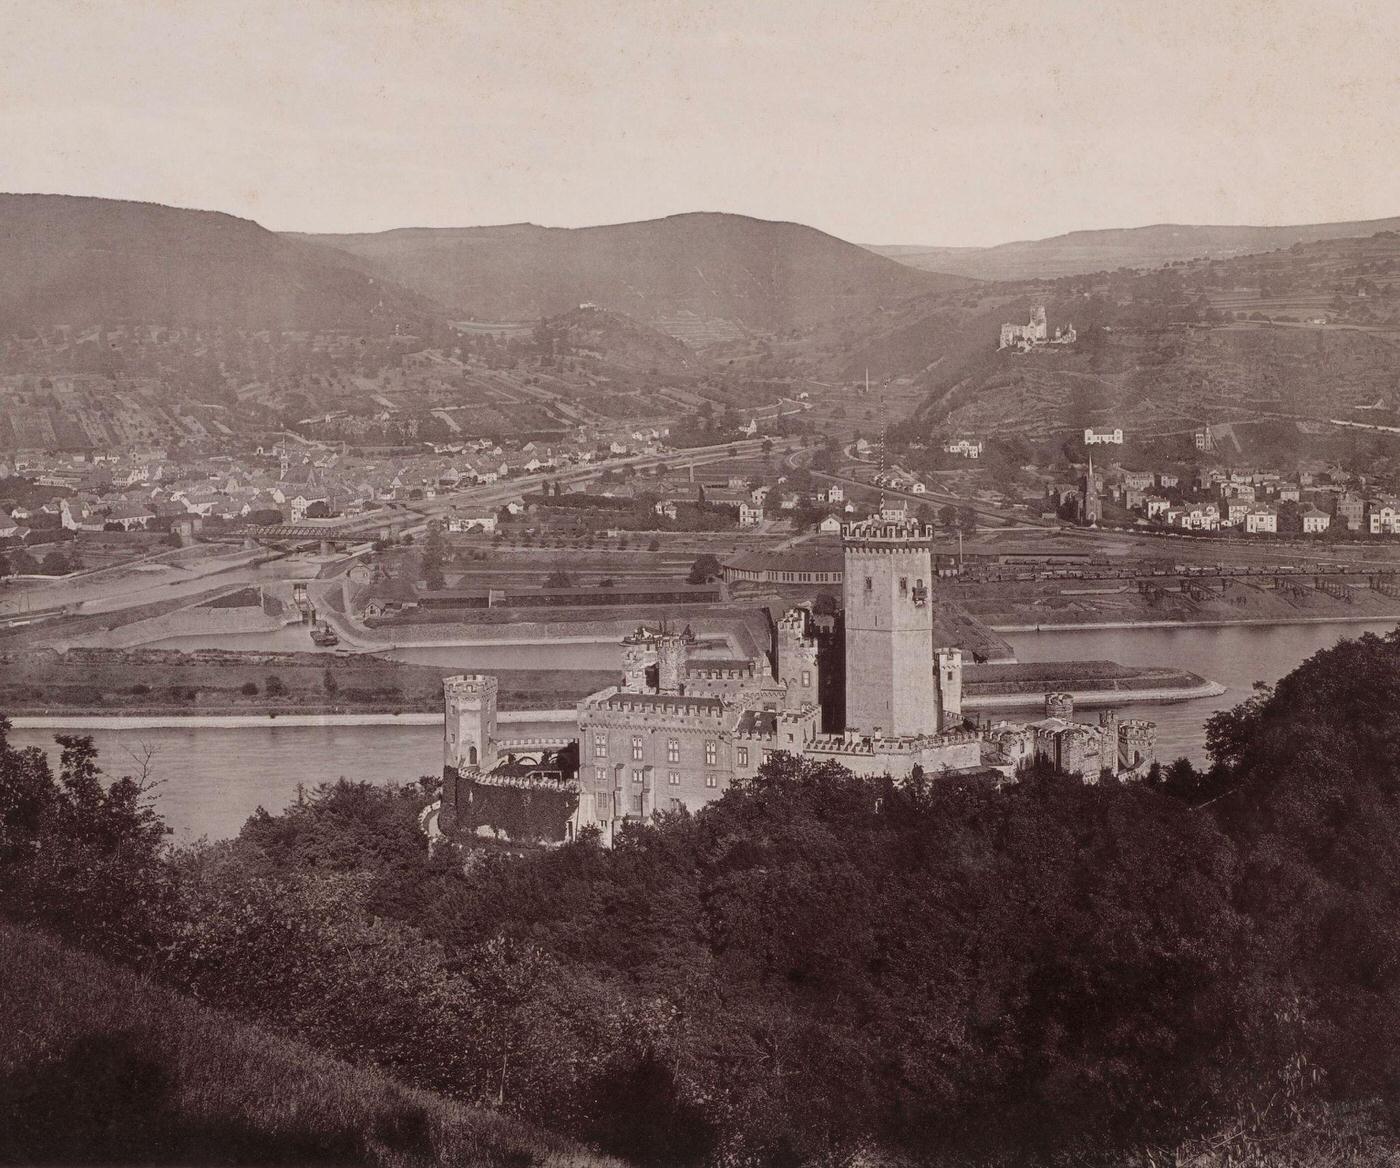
[240,681,259,696]
[0,550,12,578]
[264,675,286,698]
[323,669,338,697]
[957,505,978,534]
[40,551,70,576]
[419,520,446,591]
[687,554,722,584]
[937,503,959,530]
[543,569,574,589]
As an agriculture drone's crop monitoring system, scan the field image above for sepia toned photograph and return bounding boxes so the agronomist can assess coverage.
[2,1,1400,1164]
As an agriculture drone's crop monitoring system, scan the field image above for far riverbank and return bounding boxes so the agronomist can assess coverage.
[989,613,1400,633]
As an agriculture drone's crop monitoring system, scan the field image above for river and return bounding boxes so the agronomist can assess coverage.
[9,618,1396,842]
[998,618,1400,764]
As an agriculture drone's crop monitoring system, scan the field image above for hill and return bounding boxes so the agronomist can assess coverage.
[0,193,445,332]
[295,212,969,339]
[795,230,1400,450]
[870,215,1400,281]
[0,922,618,1167]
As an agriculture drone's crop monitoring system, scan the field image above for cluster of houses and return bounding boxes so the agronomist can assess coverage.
[0,429,672,543]
[1052,462,1400,536]
[557,473,861,535]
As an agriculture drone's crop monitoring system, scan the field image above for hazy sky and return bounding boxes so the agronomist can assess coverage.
[1,0,1397,245]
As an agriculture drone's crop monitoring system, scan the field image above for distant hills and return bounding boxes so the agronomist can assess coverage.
[0,193,442,333]
[294,212,968,336]
[869,216,1400,281]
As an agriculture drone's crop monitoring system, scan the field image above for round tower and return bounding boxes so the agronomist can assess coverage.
[1044,691,1074,719]
[444,674,498,773]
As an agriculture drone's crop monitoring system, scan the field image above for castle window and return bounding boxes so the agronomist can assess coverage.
[670,798,685,812]
[704,741,717,766]
[593,735,607,759]
[632,769,644,784]
[899,576,908,597]
[596,792,611,819]
[864,576,872,597]
[666,738,680,763]
[631,736,644,761]
[737,746,749,767]
[801,670,811,688]
[594,766,606,785]
[668,770,680,785]
[705,773,717,789]
[630,793,644,815]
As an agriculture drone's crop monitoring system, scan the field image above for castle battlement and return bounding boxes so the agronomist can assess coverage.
[472,770,580,793]
[842,518,934,545]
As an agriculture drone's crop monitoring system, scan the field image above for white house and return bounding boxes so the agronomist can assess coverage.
[739,502,764,528]
[1084,428,1124,446]
[1300,506,1330,534]
[943,438,983,459]
[1369,501,1400,535]
[1245,506,1278,534]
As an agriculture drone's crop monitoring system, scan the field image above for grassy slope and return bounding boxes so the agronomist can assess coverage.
[0,923,618,1168]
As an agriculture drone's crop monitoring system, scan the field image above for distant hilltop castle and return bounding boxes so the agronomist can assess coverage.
[999,305,1076,351]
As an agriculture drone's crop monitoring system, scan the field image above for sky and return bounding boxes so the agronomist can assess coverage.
[0,0,1397,246]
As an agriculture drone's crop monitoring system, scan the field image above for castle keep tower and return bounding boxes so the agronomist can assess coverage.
[842,517,938,738]
[444,674,499,773]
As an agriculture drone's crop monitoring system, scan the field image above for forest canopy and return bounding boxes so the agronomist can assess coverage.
[6,630,1400,1165]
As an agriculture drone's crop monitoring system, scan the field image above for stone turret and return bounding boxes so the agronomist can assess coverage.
[1045,691,1074,719]
[655,632,688,694]
[621,630,654,692]
[444,674,498,773]
[1118,719,1157,771]
[936,646,963,731]
[777,606,820,710]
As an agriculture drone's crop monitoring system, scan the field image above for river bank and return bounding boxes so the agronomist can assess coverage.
[7,709,575,730]
[964,678,1226,711]
[989,613,1400,633]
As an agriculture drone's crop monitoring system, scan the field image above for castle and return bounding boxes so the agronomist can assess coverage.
[999,305,1076,351]
[438,517,1155,845]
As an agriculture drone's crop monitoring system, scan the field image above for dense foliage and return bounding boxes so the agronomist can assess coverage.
[6,631,1400,1164]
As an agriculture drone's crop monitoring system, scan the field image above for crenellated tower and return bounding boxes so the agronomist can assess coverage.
[444,674,499,773]
[777,606,821,711]
[841,517,938,738]
[936,646,963,731]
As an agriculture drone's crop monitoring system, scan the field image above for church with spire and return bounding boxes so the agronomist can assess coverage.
[1079,454,1101,526]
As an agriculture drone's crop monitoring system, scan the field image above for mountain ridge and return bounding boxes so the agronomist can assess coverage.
[293,211,971,337]
[868,214,1400,280]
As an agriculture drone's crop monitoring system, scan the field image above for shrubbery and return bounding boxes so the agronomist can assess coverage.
[7,631,1400,1164]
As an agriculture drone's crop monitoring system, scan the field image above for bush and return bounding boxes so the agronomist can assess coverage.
[240,681,259,697]
[264,676,285,698]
